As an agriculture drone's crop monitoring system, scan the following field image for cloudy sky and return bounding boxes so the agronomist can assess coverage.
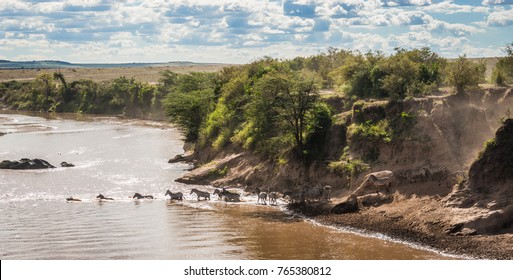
[0,0,512,63]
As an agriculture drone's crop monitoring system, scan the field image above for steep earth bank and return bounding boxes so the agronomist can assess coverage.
[176,86,513,259]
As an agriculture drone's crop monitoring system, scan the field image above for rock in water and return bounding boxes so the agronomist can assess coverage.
[0,158,55,169]
[168,154,185,163]
[60,161,75,167]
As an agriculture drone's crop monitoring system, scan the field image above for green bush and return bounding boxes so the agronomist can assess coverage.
[348,120,391,143]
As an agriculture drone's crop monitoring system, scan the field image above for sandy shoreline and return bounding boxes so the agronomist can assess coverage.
[289,199,513,260]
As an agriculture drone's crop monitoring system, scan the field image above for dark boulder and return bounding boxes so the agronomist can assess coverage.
[469,118,513,191]
[168,154,185,163]
[0,158,55,169]
[331,195,359,214]
[359,193,393,207]
[60,161,75,167]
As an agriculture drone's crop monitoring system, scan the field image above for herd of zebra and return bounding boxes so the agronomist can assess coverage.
[67,163,463,204]
[351,164,468,197]
[66,185,332,205]
[166,186,333,205]
[397,163,468,185]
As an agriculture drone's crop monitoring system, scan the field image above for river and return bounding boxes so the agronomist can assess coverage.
[0,112,454,259]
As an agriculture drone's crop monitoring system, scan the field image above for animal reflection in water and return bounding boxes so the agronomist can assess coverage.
[133,193,155,199]
[190,188,210,200]
[213,188,241,202]
[96,194,114,201]
[165,190,183,201]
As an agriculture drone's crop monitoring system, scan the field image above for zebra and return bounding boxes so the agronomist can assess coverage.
[190,188,210,200]
[133,193,154,199]
[449,170,468,182]
[367,175,392,193]
[322,185,332,201]
[164,190,183,200]
[283,190,305,204]
[213,188,241,202]
[408,166,431,183]
[253,187,268,205]
[96,194,114,201]
[268,192,278,205]
[304,186,323,202]
[428,165,449,182]
[353,170,394,196]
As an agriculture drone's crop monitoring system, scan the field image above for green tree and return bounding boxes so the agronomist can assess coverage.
[163,72,217,142]
[444,55,485,95]
[164,89,213,141]
[493,42,513,85]
[255,70,321,153]
[53,72,70,102]
[32,73,55,109]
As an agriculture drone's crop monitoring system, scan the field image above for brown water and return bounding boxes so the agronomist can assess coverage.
[0,112,455,259]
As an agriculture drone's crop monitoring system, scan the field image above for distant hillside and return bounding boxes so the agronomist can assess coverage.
[0,60,219,69]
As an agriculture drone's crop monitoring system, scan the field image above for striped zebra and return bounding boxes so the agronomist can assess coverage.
[428,165,449,181]
[353,170,394,196]
[367,175,392,192]
[322,185,332,201]
[408,166,431,183]
[268,192,278,205]
[449,170,468,181]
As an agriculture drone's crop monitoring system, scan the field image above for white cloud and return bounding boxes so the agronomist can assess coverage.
[482,0,513,5]
[0,0,509,62]
[424,1,490,14]
[0,0,30,11]
[384,0,433,7]
[487,9,513,26]
[421,19,484,36]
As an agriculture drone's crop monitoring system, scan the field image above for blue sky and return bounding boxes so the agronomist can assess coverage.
[0,0,512,63]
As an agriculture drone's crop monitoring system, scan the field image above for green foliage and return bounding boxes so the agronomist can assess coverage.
[164,89,214,142]
[207,166,229,178]
[478,138,496,159]
[304,102,333,159]
[1,72,167,118]
[493,42,513,85]
[444,55,486,94]
[330,48,445,100]
[348,120,391,143]
[328,147,369,177]
[388,109,417,140]
[161,72,217,142]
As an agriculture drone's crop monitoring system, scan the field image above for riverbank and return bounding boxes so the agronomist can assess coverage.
[286,196,513,260]
[176,155,513,259]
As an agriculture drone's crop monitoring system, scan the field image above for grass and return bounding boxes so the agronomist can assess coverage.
[0,64,227,83]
